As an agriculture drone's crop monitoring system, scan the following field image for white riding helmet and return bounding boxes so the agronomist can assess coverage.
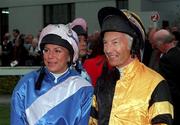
[38,24,79,64]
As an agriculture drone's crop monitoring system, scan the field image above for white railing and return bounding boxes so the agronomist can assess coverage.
[0,66,40,76]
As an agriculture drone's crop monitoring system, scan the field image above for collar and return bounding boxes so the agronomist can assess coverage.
[50,68,69,83]
[117,58,139,77]
[116,58,140,88]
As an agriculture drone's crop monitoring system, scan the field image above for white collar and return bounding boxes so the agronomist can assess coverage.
[50,68,69,83]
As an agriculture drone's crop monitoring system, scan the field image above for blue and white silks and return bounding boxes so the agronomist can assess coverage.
[11,68,94,125]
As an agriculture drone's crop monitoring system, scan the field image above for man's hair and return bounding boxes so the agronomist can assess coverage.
[125,34,133,50]
[13,29,20,34]
[156,30,174,45]
[163,32,174,44]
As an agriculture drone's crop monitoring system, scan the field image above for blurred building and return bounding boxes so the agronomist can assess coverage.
[0,0,180,42]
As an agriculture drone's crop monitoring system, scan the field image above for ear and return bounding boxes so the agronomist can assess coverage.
[67,56,72,67]
[68,56,71,62]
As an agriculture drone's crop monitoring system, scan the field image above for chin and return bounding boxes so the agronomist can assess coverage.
[108,62,118,67]
[47,66,57,72]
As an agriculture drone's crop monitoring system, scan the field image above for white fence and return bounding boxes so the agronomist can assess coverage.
[0,66,40,76]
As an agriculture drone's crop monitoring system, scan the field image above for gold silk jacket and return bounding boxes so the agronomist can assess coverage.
[90,59,173,125]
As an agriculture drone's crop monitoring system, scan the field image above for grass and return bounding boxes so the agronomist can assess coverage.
[0,104,10,125]
[0,76,19,125]
[0,76,19,95]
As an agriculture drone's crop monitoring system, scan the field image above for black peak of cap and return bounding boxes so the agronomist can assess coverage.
[98,7,128,28]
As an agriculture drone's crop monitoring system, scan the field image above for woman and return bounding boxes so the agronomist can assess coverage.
[11,24,94,125]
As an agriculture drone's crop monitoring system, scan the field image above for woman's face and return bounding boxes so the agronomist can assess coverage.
[103,31,132,68]
[43,44,70,74]
[78,35,87,57]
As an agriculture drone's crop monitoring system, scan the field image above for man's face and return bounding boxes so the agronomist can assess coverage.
[13,31,18,38]
[151,34,159,49]
[103,32,132,68]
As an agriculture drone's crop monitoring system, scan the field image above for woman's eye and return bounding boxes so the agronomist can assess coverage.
[55,49,61,53]
[43,48,49,53]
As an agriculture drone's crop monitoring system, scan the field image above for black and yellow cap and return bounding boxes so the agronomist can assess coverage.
[98,7,146,50]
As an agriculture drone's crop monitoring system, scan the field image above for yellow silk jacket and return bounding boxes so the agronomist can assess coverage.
[90,59,173,125]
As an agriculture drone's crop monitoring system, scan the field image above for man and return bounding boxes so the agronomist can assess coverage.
[11,24,94,125]
[12,29,20,46]
[1,32,13,66]
[146,27,161,71]
[153,29,180,125]
[89,7,173,125]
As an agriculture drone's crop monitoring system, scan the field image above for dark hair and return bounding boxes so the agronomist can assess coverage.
[93,62,120,124]
[13,29,20,34]
[72,25,87,38]
[35,66,45,90]
[172,31,180,42]
[88,32,104,58]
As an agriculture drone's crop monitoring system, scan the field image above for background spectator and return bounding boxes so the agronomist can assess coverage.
[1,33,13,66]
[11,34,28,66]
[153,29,180,125]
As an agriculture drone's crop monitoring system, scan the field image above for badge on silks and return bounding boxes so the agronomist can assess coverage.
[150,11,160,22]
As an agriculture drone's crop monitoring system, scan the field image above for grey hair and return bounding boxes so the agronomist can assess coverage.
[125,34,133,49]
[157,32,174,44]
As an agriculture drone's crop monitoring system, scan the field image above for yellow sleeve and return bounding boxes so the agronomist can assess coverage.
[154,123,167,125]
[89,95,98,125]
[148,101,173,125]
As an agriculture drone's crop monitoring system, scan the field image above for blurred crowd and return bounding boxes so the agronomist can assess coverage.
[1,22,180,69]
[0,29,41,66]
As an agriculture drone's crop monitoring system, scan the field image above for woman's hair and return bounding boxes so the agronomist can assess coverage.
[35,65,45,90]
[93,62,120,124]
[88,32,104,58]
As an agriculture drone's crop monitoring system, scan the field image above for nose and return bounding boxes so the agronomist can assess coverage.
[104,44,112,55]
[80,41,87,46]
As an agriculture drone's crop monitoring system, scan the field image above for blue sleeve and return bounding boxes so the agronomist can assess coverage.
[79,87,94,125]
[11,82,27,125]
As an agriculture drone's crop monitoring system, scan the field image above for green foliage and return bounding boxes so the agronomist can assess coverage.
[0,104,10,125]
[0,76,20,95]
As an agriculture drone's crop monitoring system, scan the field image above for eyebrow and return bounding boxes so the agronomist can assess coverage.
[44,46,63,49]
[103,36,122,42]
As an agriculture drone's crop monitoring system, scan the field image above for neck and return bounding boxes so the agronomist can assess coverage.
[50,68,69,83]
[117,56,136,69]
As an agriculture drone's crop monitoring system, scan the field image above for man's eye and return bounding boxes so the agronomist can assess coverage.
[113,41,119,44]
[113,41,120,46]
